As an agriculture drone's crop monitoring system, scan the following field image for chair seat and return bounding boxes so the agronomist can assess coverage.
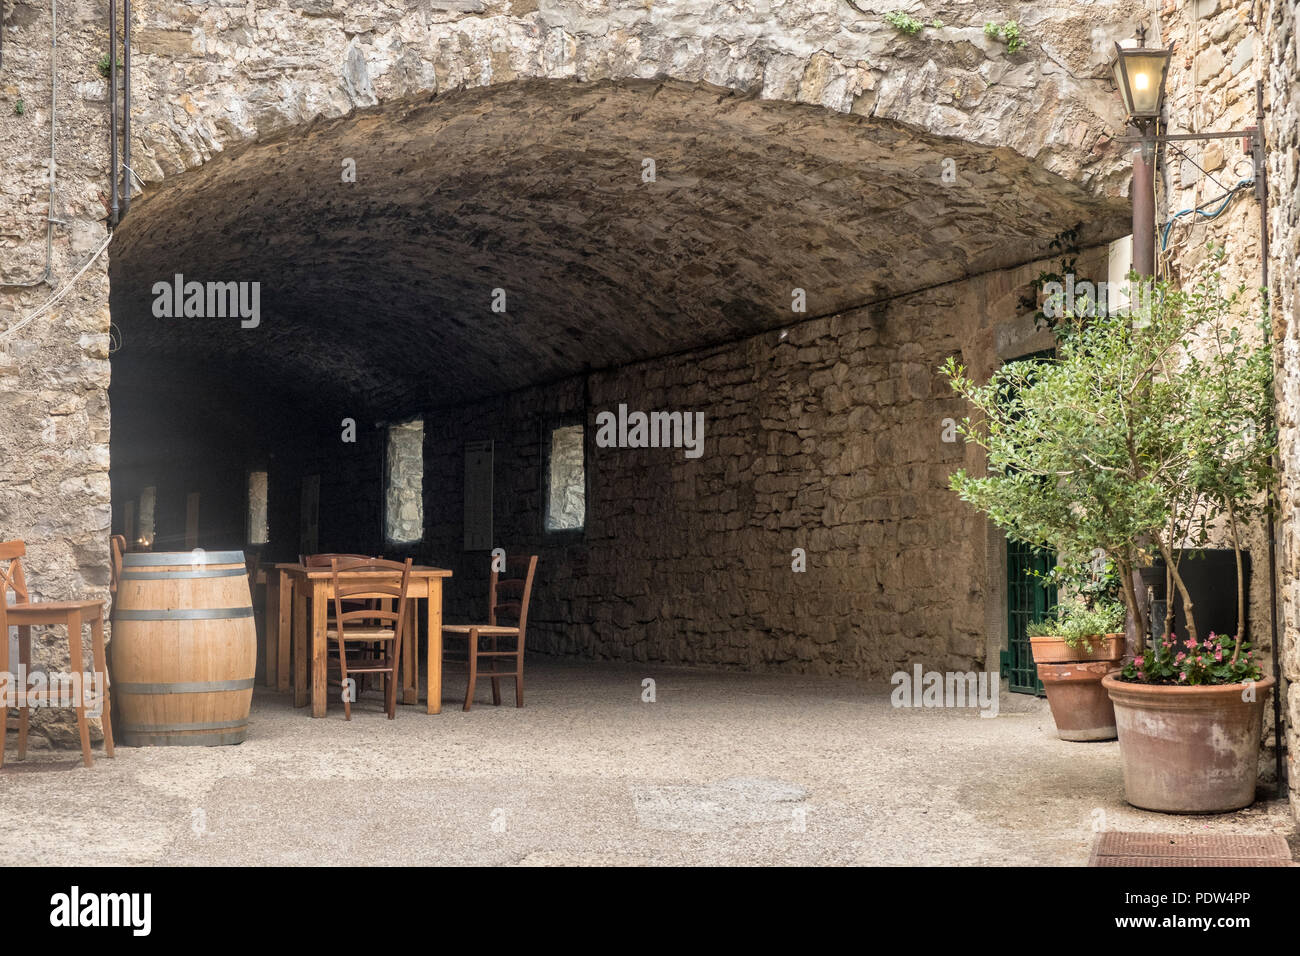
[442,624,519,636]
[326,626,395,640]
[8,600,104,623]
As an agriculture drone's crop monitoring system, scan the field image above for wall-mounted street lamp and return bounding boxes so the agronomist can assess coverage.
[1109,26,1264,279]
[1110,28,1173,278]
[1111,29,1173,128]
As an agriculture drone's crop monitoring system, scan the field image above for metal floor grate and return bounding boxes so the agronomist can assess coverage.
[1090,831,1296,867]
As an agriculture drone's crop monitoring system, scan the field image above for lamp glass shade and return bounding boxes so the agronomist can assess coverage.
[1112,45,1172,121]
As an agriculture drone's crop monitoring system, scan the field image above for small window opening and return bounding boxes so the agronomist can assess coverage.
[546,424,585,532]
[386,420,424,544]
[248,471,269,545]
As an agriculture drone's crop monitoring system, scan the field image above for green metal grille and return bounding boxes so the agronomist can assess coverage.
[1001,348,1057,696]
[1006,540,1056,695]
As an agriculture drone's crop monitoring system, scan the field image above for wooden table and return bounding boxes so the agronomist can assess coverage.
[266,563,453,717]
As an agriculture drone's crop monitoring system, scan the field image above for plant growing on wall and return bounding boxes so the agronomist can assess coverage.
[942,261,1274,663]
[883,10,926,35]
[983,20,1024,53]
[96,53,122,79]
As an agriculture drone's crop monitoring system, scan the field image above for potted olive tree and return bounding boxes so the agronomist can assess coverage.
[943,261,1275,809]
[1100,265,1275,813]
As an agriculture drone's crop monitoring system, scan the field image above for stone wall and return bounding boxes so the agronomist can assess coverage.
[1261,0,1300,822]
[414,253,1084,676]
[1157,0,1288,792]
[1,0,112,746]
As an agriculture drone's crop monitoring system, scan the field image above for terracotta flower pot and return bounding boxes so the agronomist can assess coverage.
[1036,662,1118,741]
[1030,633,1125,664]
[1102,673,1275,813]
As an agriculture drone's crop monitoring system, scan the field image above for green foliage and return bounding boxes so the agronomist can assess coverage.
[1026,602,1126,648]
[1029,551,1119,612]
[984,20,1024,53]
[13,98,23,116]
[97,53,122,79]
[1121,632,1264,685]
[1018,225,1081,329]
[941,255,1275,682]
[884,10,925,35]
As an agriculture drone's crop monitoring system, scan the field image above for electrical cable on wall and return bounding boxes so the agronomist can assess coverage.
[1160,178,1255,252]
[0,231,113,342]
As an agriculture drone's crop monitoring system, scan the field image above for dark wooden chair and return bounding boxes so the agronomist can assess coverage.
[0,540,114,768]
[306,553,385,690]
[109,534,126,619]
[327,557,412,720]
[443,554,538,711]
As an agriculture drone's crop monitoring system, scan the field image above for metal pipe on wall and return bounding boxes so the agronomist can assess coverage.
[109,0,118,227]
[1254,79,1284,797]
[1131,131,1157,278]
[121,0,131,218]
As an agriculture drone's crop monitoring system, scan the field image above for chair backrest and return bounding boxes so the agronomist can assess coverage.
[330,557,413,650]
[304,552,374,568]
[110,535,127,595]
[489,555,538,644]
[0,539,30,604]
[245,549,262,587]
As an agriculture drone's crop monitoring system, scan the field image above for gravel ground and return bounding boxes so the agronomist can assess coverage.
[1,659,1294,865]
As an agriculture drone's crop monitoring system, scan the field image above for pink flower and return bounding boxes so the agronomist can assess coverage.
[1175,651,1187,663]
[1215,649,1223,661]
[1179,671,1188,681]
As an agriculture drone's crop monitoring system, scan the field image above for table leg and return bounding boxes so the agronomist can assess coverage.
[66,610,92,768]
[402,598,418,706]
[426,578,442,714]
[277,570,292,693]
[0,608,8,769]
[91,608,114,758]
[265,575,279,688]
[311,580,328,718]
[17,626,30,758]
[293,583,308,708]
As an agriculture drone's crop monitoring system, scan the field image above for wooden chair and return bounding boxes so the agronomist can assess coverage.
[443,554,538,711]
[327,557,412,720]
[110,535,126,592]
[0,540,114,768]
[109,534,126,619]
[305,553,385,690]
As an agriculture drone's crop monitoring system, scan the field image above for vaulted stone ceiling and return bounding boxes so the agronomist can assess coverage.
[109,78,1130,417]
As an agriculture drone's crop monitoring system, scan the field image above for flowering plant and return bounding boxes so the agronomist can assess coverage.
[1120,631,1263,686]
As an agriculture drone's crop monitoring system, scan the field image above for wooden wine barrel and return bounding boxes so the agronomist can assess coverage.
[112,551,256,746]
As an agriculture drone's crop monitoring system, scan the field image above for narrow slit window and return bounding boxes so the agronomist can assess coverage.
[386,419,424,544]
[138,486,157,550]
[247,470,269,545]
[546,424,585,532]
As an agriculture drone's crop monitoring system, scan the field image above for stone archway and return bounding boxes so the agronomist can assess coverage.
[105,65,1132,680]
[126,0,1137,193]
[109,76,1131,416]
